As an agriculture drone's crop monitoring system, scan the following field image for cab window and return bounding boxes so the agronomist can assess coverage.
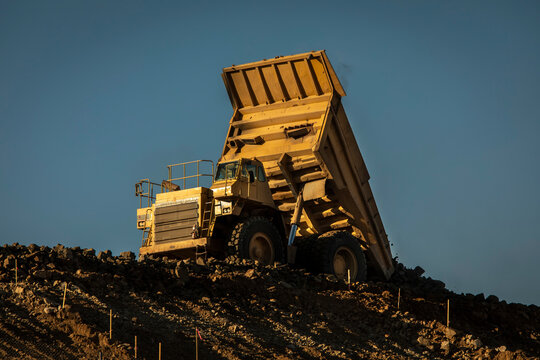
[244,164,257,182]
[215,162,239,181]
[257,166,266,181]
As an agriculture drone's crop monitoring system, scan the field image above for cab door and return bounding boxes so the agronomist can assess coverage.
[244,162,258,199]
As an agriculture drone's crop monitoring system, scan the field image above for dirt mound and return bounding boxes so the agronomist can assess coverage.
[0,243,538,359]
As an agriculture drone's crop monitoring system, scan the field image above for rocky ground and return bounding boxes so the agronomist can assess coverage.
[0,243,538,360]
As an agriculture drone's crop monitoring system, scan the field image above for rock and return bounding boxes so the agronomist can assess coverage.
[244,269,256,278]
[445,327,457,339]
[496,346,507,352]
[14,286,24,295]
[486,295,499,303]
[427,278,445,289]
[494,351,514,360]
[33,269,52,280]
[417,336,432,349]
[71,323,93,338]
[228,324,238,333]
[98,333,109,347]
[325,274,338,282]
[470,338,482,348]
[83,248,96,257]
[475,293,485,301]
[3,256,14,268]
[43,307,57,315]
[413,266,425,276]
[43,297,58,307]
[196,257,206,266]
[97,250,112,260]
[441,340,450,352]
[57,248,73,260]
[53,244,65,252]
[119,251,135,261]
[174,264,189,284]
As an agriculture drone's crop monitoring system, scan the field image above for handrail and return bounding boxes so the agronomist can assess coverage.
[167,159,214,189]
[135,179,162,208]
[136,160,215,208]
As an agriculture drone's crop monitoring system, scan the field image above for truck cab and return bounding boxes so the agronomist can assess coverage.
[211,159,274,208]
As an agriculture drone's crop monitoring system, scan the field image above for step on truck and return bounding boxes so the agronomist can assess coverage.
[135,51,394,281]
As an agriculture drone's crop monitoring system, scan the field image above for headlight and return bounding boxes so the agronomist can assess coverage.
[215,201,232,215]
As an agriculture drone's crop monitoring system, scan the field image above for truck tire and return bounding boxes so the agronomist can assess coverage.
[313,231,367,282]
[294,235,318,270]
[227,217,284,265]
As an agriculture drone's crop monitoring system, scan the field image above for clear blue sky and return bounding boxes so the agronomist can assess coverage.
[1,1,539,305]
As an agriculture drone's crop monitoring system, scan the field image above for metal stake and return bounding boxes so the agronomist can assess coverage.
[196,328,199,360]
[447,299,450,327]
[62,282,67,308]
[109,309,112,339]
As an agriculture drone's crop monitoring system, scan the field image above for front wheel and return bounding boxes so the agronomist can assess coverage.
[313,231,367,282]
[227,217,284,265]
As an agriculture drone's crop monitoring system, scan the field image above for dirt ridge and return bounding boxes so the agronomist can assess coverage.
[0,243,538,359]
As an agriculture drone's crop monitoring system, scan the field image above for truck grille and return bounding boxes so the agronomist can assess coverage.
[154,201,198,244]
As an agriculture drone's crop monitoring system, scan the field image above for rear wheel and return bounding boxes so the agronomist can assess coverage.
[313,231,367,282]
[227,217,284,265]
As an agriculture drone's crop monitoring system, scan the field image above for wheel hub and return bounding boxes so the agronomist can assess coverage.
[333,246,358,280]
[248,232,274,265]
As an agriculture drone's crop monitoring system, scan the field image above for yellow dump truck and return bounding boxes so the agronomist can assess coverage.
[136,51,394,280]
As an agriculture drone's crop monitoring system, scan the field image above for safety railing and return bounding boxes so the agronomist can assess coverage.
[136,160,215,208]
[167,160,214,190]
[135,179,162,208]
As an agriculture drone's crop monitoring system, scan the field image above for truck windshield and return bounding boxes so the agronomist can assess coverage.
[215,162,239,181]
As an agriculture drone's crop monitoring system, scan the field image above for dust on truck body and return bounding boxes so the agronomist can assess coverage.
[136,51,394,280]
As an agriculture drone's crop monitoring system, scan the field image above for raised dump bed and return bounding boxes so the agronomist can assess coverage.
[219,51,394,279]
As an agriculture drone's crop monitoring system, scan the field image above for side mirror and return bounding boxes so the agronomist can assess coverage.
[249,171,255,183]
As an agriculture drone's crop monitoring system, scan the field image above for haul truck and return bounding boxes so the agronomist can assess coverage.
[135,51,394,280]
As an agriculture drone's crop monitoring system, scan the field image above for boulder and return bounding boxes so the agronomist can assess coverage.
[413,266,425,276]
[83,248,96,257]
[445,327,457,339]
[97,250,112,260]
[119,251,135,261]
[57,248,73,260]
